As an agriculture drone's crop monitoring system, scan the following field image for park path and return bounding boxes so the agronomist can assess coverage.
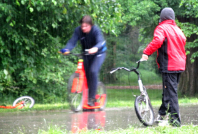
[0,105,198,134]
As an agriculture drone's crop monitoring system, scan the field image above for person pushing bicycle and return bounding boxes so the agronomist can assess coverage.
[59,15,107,107]
[142,7,186,127]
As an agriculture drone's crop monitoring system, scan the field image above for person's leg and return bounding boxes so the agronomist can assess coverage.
[164,73,181,126]
[158,73,169,116]
[167,73,181,121]
[87,53,106,106]
[83,55,91,97]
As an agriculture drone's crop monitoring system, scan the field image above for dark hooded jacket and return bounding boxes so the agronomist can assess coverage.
[143,8,186,73]
[64,25,107,54]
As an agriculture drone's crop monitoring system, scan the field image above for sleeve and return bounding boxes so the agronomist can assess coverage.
[143,26,166,56]
[64,27,80,51]
[93,26,106,49]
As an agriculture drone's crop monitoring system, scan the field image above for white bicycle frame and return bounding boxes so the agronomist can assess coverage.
[138,79,149,111]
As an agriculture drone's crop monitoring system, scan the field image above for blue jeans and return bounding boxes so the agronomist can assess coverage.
[83,53,106,99]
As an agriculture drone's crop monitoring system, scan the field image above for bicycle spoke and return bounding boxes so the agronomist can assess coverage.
[135,95,154,126]
[72,94,80,108]
[13,96,35,109]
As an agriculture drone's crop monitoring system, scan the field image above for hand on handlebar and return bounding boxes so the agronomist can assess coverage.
[59,49,70,55]
[88,47,98,54]
[141,54,148,61]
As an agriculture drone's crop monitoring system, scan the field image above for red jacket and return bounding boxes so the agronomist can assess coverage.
[143,20,186,72]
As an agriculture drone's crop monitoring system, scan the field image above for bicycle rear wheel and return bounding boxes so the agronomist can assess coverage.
[96,82,107,111]
[134,95,154,126]
[67,73,83,112]
[13,96,35,108]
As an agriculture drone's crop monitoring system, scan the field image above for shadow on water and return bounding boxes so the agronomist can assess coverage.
[0,105,198,133]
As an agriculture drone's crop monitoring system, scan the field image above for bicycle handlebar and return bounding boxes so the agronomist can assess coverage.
[69,52,90,56]
[110,58,147,74]
[58,51,90,57]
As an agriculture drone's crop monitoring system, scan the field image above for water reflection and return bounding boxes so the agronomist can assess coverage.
[71,111,106,133]
[0,106,198,133]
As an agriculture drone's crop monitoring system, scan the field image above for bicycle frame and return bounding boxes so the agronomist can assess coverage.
[72,57,106,110]
[110,59,154,126]
[110,59,149,110]
[0,101,25,109]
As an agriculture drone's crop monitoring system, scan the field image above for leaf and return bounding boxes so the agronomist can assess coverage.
[26,46,30,50]
[63,7,67,14]
[3,69,8,76]
[52,0,57,5]
[30,7,34,12]
[16,0,20,6]
[52,23,57,28]
[6,16,12,23]
[21,0,25,5]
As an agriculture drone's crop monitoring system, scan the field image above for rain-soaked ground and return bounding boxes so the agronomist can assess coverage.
[0,105,198,134]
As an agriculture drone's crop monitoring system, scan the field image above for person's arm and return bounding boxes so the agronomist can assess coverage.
[64,27,80,51]
[88,26,106,54]
[93,26,105,50]
[143,26,166,56]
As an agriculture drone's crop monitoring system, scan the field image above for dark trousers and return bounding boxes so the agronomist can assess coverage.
[158,73,181,123]
[83,53,106,99]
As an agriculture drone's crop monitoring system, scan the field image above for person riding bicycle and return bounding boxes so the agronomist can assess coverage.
[59,15,107,107]
[142,7,186,127]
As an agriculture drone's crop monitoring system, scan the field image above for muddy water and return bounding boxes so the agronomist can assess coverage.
[0,105,198,134]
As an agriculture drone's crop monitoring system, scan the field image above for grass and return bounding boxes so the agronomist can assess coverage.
[0,89,198,113]
[0,102,70,113]
[35,124,198,134]
[107,69,162,86]
[106,89,198,108]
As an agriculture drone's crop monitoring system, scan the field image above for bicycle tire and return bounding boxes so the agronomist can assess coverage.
[13,96,35,108]
[97,82,107,111]
[134,95,154,126]
[67,73,83,112]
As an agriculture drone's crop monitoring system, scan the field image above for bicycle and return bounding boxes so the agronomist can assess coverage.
[0,96,35,109]
[110,59,154,126]
[60,52,107,112]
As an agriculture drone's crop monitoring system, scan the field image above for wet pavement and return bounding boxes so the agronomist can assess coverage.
[0,105,198,134]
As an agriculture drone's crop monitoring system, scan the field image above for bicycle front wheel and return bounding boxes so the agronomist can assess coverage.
[134,95,154,126]
[67,73,83,112]
[13,96,35,108]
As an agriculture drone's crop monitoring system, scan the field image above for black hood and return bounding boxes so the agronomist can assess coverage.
[159,7,175,23]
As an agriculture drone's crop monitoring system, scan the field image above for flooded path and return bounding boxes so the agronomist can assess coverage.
[0,105,198,134]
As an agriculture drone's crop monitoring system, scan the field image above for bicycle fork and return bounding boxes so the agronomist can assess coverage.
[138,79,149,111]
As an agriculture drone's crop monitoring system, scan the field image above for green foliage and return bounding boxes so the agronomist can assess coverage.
[179,0,198,62]
[0,0,121,101]
[2,0,198,103]
[120,0,160,27]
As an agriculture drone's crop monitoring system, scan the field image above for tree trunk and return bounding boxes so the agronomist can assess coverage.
[179,47,198,96]
[100,40,116,83]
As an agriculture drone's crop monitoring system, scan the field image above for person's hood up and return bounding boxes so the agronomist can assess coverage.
[159,7,175,23]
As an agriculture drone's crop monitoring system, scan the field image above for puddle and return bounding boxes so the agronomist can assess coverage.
[0,105,198,133]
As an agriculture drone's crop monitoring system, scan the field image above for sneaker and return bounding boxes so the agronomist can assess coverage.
[88,98,95,107]
[155,113,170,123]
[169,119,181,127]
[158,120,170,126]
